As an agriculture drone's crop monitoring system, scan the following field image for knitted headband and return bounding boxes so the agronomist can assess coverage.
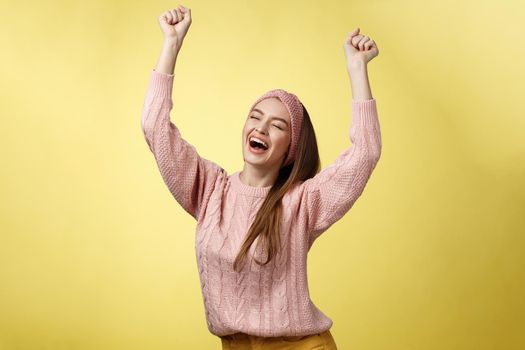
[248,89,304,167]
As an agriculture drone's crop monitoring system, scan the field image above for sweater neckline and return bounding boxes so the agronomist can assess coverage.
[230,171,272,197]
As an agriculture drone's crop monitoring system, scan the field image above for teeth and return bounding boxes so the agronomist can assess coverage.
[249,136,268,148]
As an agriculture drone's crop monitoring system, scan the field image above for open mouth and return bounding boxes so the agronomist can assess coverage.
[247,135,269,153]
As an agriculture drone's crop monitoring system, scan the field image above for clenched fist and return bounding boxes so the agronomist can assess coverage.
[344,27,379,70]
[158,5,192,46]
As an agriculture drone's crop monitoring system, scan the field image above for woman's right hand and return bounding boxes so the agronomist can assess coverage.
[158,5,192,46]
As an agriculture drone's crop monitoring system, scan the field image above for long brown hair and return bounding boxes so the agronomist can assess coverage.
[233,103,321,272]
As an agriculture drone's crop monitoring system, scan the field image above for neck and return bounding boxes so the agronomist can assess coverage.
[239,164,278,188]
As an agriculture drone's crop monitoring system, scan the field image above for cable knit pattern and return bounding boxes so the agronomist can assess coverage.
[141,69,382,337]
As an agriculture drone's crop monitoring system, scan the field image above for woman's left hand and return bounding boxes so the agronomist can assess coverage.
[344,27,379,70]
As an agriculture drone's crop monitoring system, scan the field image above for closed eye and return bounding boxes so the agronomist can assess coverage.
[250,116,284,130]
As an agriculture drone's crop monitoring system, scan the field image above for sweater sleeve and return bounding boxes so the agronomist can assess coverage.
[298,98,382,246]
[141,69,225,221]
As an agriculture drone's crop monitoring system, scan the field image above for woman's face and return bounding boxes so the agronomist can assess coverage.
[242,97,291,168]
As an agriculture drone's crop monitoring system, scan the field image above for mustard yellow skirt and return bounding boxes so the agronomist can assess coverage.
[220,329,337,349]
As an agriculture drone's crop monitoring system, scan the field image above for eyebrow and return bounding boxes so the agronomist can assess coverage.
[251,108,289,126]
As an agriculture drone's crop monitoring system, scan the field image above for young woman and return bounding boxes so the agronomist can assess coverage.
[141,5,381,350]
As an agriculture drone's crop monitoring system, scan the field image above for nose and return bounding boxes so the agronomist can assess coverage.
[255,127,268,135]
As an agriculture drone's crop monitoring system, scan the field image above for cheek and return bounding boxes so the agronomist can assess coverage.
[274,133,290,151]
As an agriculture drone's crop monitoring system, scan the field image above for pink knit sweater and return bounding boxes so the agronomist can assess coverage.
[141,69,382,337]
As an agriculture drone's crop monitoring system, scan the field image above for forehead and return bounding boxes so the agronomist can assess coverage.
[251,97,290,122]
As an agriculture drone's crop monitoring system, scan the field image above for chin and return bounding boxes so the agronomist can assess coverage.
[244,150,271,164]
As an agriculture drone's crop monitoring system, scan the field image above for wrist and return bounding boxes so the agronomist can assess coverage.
[346,59,367,74]
[163,37,182,51]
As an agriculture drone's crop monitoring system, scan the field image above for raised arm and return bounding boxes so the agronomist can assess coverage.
[141,6,225,221]
[299,28,382,246]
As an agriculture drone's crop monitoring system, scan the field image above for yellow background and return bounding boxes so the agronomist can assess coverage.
[1,0,524,349]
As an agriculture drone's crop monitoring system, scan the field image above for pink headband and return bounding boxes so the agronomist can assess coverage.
[248,89,304,167]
